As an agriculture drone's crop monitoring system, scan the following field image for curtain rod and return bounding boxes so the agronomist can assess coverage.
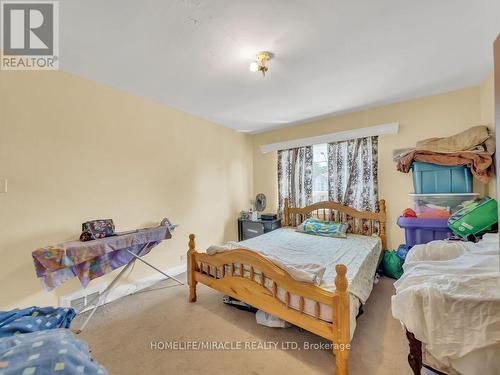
[259,122,399,154]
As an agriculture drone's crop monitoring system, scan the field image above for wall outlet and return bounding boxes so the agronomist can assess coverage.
[0,179,7,193]
[180,254,187,262]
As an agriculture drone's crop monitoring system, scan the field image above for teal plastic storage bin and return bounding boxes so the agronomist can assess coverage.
[412,162,472,193]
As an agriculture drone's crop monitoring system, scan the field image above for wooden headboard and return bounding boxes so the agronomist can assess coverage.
[283,198,387,249]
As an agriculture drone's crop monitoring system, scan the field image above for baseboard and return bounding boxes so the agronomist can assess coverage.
[103,263,186,304]
[59,263,186,313]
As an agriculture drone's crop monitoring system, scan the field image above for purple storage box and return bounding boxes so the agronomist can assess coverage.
[396,217,453,247]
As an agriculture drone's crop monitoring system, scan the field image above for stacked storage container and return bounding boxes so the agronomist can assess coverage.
[411,162,473,194]
[397,162,477,247]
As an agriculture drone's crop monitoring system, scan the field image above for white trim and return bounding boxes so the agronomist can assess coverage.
[59,263,186,312]
[259,122,399,153]
[104,263,186,305]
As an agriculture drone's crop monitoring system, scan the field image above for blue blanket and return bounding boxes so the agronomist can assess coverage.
[0,329,108,374]
[0,307,76,338]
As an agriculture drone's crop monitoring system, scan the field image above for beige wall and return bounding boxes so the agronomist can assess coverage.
[252,83,495,249]
[0,71,253,309]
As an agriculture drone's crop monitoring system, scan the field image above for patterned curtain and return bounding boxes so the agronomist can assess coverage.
[327,136,379,212]
[278,146,313,213]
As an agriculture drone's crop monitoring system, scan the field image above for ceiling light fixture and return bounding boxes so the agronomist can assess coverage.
[249,51,272,76]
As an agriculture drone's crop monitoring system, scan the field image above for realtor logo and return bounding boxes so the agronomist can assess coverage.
[1,1,59,70]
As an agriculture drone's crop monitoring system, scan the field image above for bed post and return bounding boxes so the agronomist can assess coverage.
[379,199,387,249]
[333,264,350,375]
[187,234,197,302]
[406,330,423,375]
[283,198,290,226]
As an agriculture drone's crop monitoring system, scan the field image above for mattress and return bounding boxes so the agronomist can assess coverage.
[205,228,382,338]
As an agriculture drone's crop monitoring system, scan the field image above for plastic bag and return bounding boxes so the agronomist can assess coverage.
[382,250,403,279]
[255,310,291,328]
[396,244,411,264]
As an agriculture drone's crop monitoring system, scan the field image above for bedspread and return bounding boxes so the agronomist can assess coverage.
[207,228,382,304]
[0,329,108,375]
[32,226,171,290]
[0,307,75,338]
[391,235,500,373]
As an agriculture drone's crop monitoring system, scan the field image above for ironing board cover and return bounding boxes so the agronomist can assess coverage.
[32,226,171,290]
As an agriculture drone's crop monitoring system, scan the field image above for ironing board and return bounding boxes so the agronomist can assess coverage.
[32,225,182,332]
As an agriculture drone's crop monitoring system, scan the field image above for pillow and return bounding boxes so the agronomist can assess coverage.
[296,218,348,238]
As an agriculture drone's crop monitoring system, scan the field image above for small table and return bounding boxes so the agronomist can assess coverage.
[238,218,281,241]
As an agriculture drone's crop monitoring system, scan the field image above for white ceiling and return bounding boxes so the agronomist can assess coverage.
[60,0,500,133]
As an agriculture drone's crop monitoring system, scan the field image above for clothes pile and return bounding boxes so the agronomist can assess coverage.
[394,125,495,183]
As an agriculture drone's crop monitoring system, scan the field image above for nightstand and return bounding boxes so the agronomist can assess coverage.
[238,218,281,241]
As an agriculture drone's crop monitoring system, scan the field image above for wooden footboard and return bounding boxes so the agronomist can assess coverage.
[187,233,351,375]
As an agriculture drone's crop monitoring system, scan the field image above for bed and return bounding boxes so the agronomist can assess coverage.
[187,198,387,375]
[392,235,500,375]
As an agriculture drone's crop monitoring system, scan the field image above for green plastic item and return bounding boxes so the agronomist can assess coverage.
[448,197,498,237]
[382,250,403,279]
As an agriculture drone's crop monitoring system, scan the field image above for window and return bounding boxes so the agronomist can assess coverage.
[312,143,328,203]
[278,137,378,213]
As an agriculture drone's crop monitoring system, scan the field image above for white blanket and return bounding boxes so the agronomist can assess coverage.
[391,234,500,373]
[207,228,382,303]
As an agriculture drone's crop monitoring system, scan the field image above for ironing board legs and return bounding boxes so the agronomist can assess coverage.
[75,244,184,333]
[75,257,137,334]
[124,249,184,285]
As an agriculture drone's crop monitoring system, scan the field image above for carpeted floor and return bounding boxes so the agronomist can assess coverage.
[75,275,413,375]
